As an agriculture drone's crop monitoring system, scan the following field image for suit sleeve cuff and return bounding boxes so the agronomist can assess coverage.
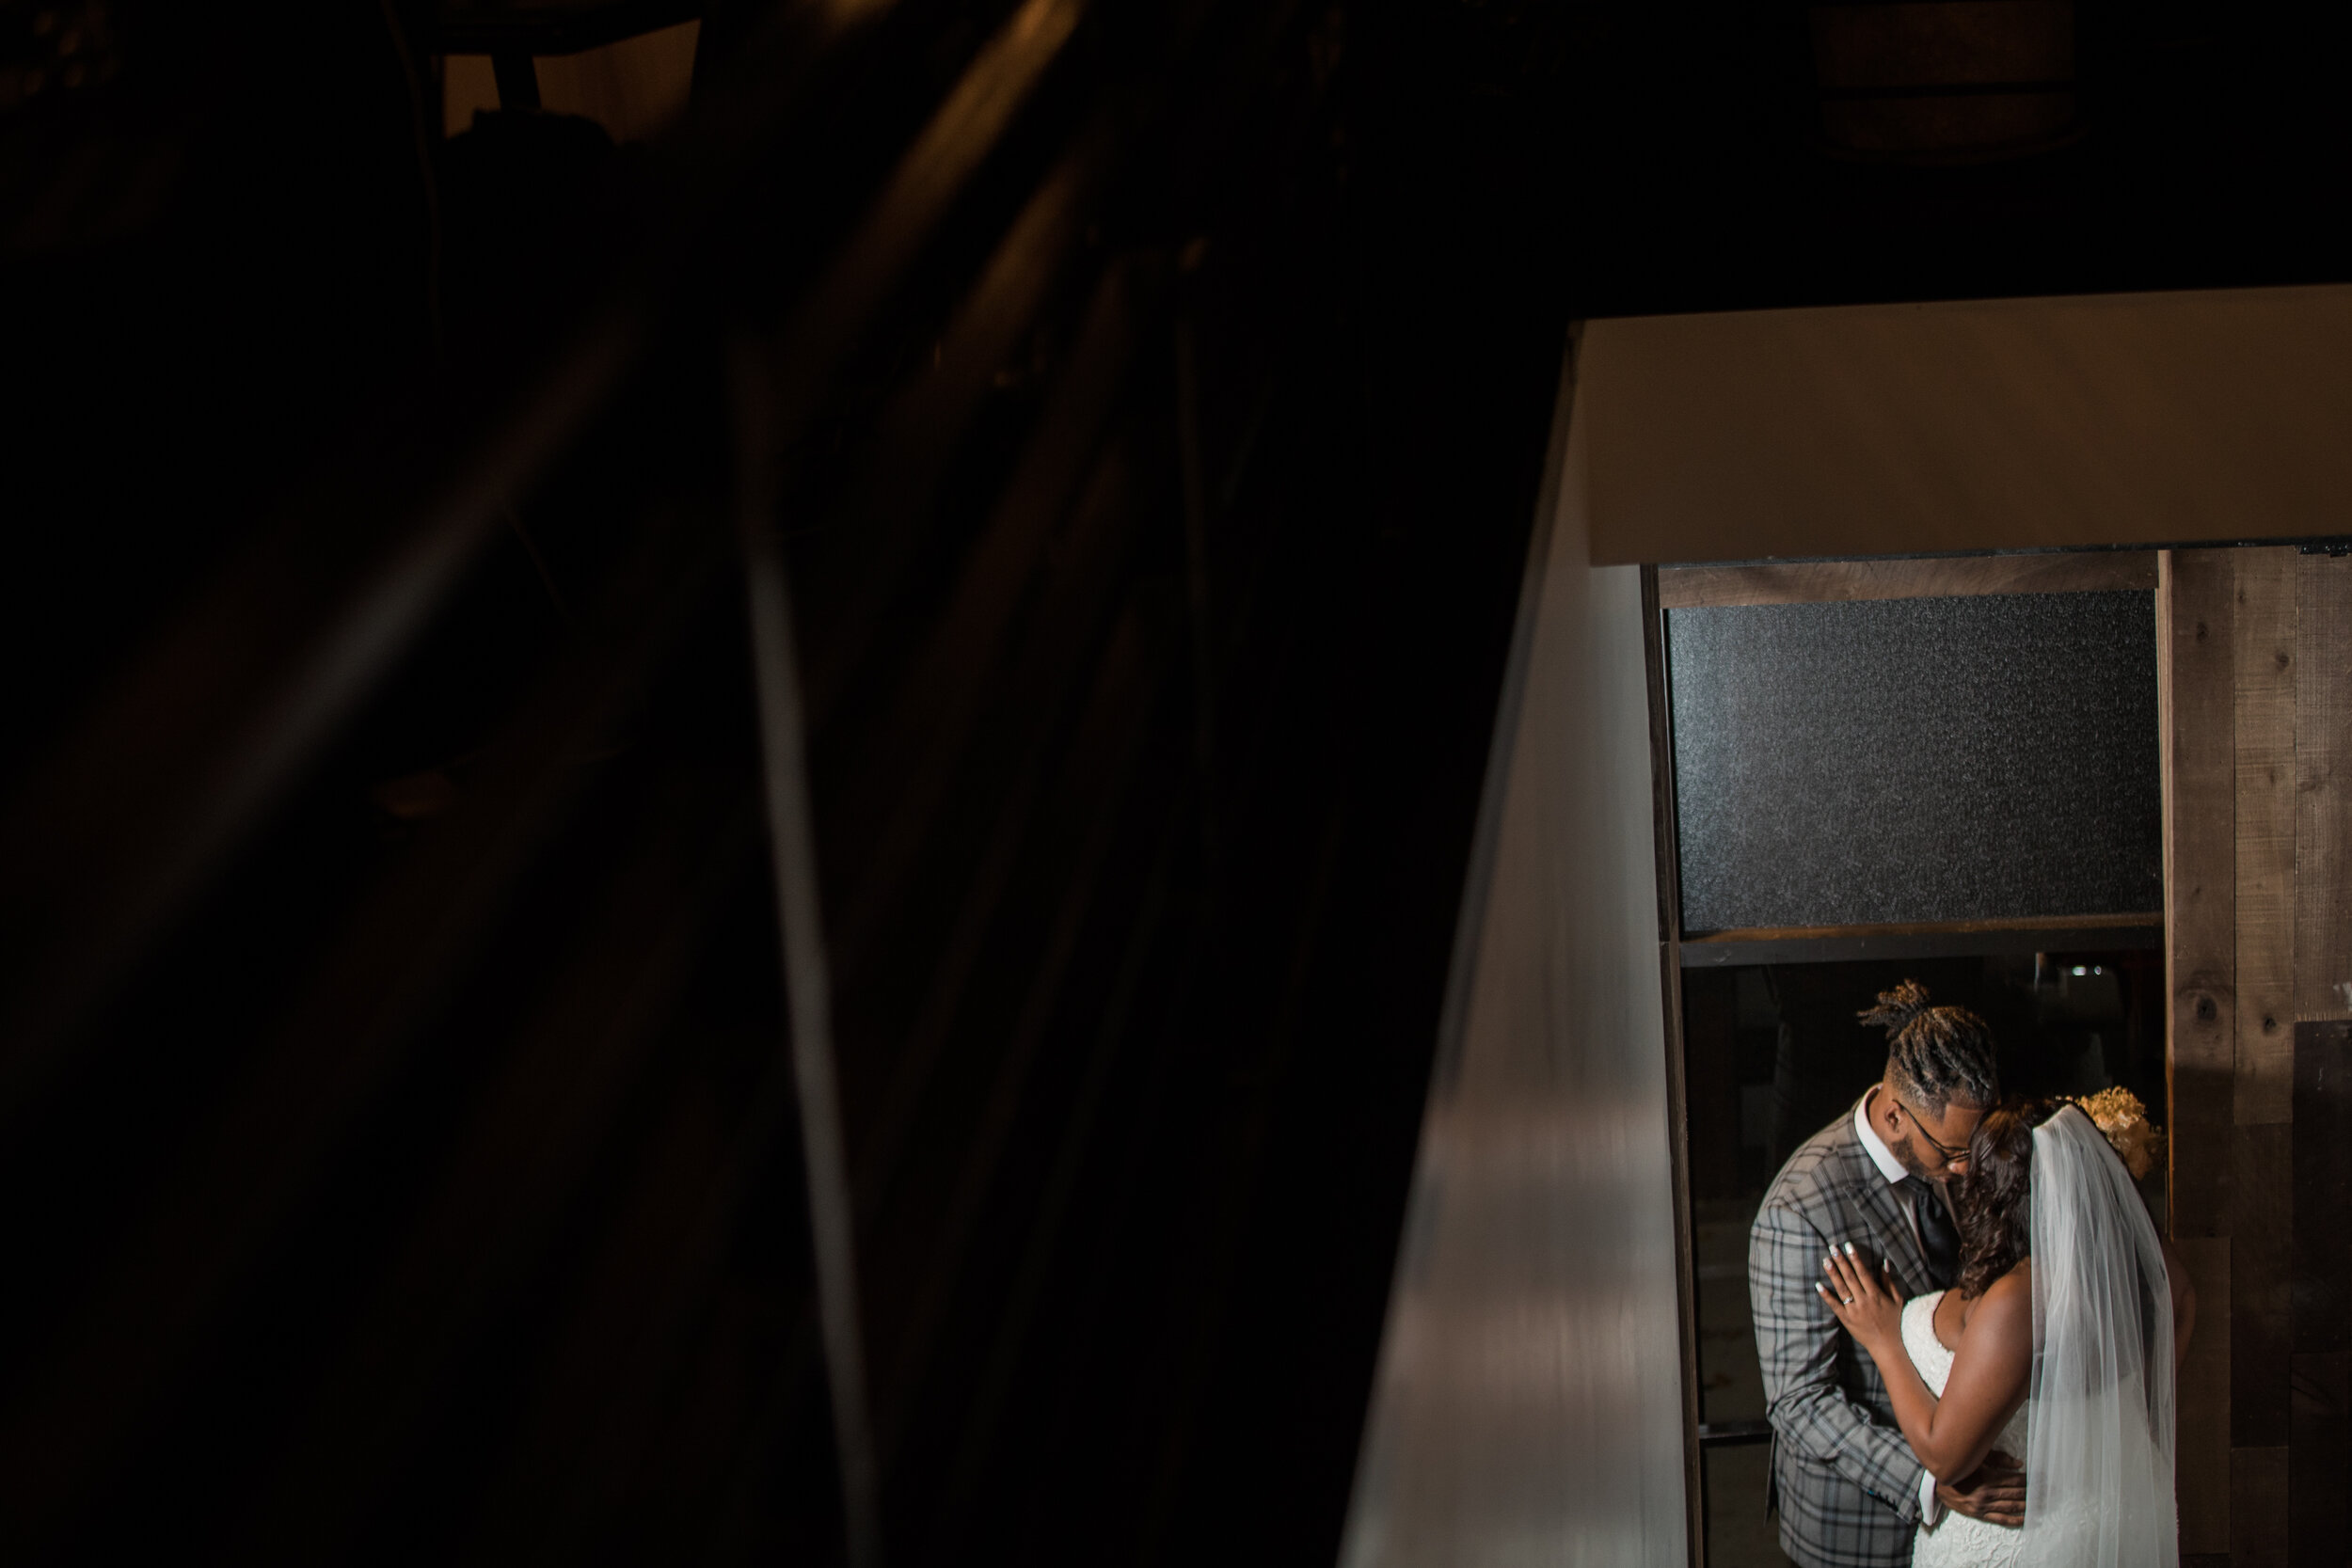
[1918,1467,1942,1526]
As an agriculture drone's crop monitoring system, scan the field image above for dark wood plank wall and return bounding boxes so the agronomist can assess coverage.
[2162,546,2352,1567]
[0,6,1550,1560]
[2291,1021,2351,1568]
[2290,551,2352,1568]
[2232,548,2295,1568]
[2161,546,2234,1559]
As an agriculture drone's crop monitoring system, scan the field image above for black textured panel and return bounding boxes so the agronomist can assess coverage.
[1668,592,2160,932]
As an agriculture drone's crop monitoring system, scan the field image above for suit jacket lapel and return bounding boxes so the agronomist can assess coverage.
[1834,1118,1935,1297]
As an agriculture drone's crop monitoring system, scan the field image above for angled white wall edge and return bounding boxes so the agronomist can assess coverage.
[1581,284,2352,565]
[1338,332,1689,1566]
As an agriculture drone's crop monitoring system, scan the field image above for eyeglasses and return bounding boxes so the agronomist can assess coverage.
[1891,1096,1970,1164]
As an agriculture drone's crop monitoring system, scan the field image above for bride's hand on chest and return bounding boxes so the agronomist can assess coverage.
[1819,1243,1905,1354]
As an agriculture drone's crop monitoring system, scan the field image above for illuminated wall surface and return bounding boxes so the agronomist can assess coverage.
[1342,367,1688,1568]
[1668,590,2161,932]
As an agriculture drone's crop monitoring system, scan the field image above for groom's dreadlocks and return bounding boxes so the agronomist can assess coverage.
[1859,979,2000,1114]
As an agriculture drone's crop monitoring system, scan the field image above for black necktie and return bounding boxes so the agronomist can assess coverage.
[1908,1177,1960,1290]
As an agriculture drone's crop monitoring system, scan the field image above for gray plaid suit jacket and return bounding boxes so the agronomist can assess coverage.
[1749,1099,1937,1568]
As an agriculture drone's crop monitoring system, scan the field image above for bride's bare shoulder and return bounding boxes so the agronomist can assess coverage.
[1960,1262,2033,1347]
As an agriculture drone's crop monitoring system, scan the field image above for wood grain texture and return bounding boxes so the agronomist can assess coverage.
[2296,553,2352,1022]
[2232,1124,2294,1448]
[2162,550,2236,1241]
[2164,549,2235,1560]
[1678,916,2163,967]
[2234,548,2299,1124]
[1685,912,2161,942]
[1653,551,2155,609]
[2174,1236,2233,1556]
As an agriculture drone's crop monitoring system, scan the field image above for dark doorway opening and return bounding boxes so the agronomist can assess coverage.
[1681,949,2167,1565]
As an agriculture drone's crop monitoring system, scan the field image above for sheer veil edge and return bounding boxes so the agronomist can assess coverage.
[2019,1103,2178,1567]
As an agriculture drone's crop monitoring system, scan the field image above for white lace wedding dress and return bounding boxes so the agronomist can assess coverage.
[1903,1291,2026,1567]
[1887,1110,2176,1568]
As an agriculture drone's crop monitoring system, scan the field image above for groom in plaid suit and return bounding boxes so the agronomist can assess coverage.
[1748,982,2026,1568]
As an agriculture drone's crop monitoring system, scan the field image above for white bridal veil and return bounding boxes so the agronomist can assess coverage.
[2021,1104,2178,1567]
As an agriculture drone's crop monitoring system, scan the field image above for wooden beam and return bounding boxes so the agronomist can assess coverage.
[2232,1124,2294,1447]
[2288,561,2352,1566]
[2175,1235,2233,1559]
[2227,550,2298,1491]
[2161,546,2236,1556]
[2163,547,2238,1242]
[2233,547,2298,1125]
[1654,551,2155,610]
[2296,553,2352,1023]
[1579,289,2352,567]
[1678,912,2160,968]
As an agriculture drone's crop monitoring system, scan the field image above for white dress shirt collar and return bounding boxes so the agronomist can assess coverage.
[1854,1085,1910,1186]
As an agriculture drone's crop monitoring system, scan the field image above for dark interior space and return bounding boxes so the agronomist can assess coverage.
[4,1,2349,1564]
[1684,953,2169,1214]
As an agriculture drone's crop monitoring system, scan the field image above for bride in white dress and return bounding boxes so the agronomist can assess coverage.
[1820,1098,2197,1566]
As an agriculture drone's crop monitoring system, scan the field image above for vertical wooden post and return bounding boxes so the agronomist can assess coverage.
[2167,546,2352,1563]
[2233,547,2298,1123]
[2290,553,2352,1568]
[2161,547,2235,1559]
[2229,549,2296,1565]
[2296,553,2352,1026]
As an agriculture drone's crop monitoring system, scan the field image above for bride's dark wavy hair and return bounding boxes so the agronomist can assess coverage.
[1956,1096,2063,1299]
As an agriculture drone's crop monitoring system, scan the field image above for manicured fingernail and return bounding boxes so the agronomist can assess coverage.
[1844,1243,1856,1256]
